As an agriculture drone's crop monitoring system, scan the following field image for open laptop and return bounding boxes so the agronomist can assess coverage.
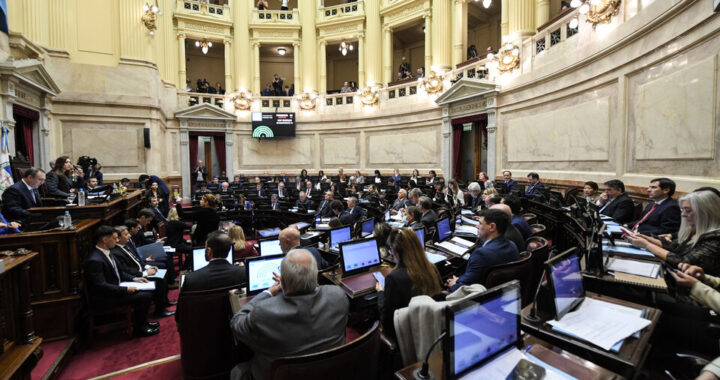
[258,238,284,257]
[443,280,522,379]
[329,225,352,252]
[245,254,285,296]
[192,245,233,272]
[546,247,586,320]
[436,217,452,242]
[136,241,168,261]
[339,237,382,278]
[414,226,447,265]
[433,218,474,257]
[360,218,375,238]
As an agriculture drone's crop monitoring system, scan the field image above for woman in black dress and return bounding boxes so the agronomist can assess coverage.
[175,193,220,246]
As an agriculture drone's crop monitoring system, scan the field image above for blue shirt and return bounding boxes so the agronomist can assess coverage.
[450,237,520,291]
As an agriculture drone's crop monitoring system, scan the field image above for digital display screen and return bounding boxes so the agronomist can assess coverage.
[330,226,352,249]
[414,227,425,247]
[437,218,452,241]
[192,247,232,272]
[247,256,283,292]
[259,239,283,256]
[550,252,585,319]
[251,112,296,138]
[341,238,381,273]
[361,219,375,237]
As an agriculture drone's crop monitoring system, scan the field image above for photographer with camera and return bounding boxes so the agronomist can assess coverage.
[271,74,283,96]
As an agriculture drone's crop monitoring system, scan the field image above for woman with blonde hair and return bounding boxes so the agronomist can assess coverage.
[229,224,257,260]
[176,193,220,245]
[627,190,720,275]
[375,227,444,339]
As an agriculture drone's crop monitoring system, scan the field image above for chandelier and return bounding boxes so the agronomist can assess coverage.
[570,0,621,29]
[339,41,354,56]
[141,1,160,35]
[195,40,213,55]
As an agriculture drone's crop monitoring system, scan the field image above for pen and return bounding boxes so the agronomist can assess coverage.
[524,345,532,353]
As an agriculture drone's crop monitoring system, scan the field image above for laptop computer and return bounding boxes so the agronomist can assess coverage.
[413,227,448,265]
[258,238,283,257]
[436,217,452,242]
[414,226,425,247]
[339,237,382,278]
[433,218,473,257]
[192,245,233,272]
[245,254,285,296]
[360,218,375,238]
[136,241,168,261]
[546,247,585,320]
[443,280,522,379]
[329,225,352,252]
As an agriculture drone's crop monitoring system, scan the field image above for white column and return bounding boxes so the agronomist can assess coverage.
[358,34,365,87]
[382,27,393,84]
[224,40,232,92]
[178,33,186,90]
[293,41,301,90]
[424,13,432,73]
[225,121,234,177]
[442,107,452,179]
[319,40,327,93]
[253,42,261,94]
[486,99,498,180]
[38,108,51,169]
[180,121,191,203]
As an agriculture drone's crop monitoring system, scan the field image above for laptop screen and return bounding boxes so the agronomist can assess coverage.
[385,210,390,221]
[361,219,375,237]
[259,239,283,256]
[246,254,284,294]
[548,247,585,320]
[437,218,452,241]
[414,227,425,247]
[340,238,381,274]
[192,246,232,271]
[330,226,352,249]
[445,281,521,378]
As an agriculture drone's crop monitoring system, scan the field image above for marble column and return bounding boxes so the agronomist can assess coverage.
[535,0,550,29]
[501,0,509,40]
[424,13,432,74]
[293,42,301,90]
[119,0,143,59]
[178,33,187,91]
[319,40,327,93]
[48,0,68,51]
[253,42,261,94]
[365,0,382,84]
[301,1,318,92]
[432,0,452,71]
[358,34,365,87]
[486,97,498,179]
[451,0,467,67]
[179,121,191,203]
[508,0,535,41]
[37,108,51,169]
[224,40,232,93]
[23,0,47,46]
[1,81,16,156]
[382,27,392,84]
[442,107,452,179]
[234,0,251,91]
[225,121,234,177]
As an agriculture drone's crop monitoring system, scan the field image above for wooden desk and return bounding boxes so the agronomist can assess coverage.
[0,252,43,380]
[521,292,660,379]
[323,266,393,299]
[0,219,100,340]
[395,335,621,380]
[26,190,145,230]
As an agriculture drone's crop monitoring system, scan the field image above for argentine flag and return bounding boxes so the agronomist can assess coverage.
[0,124,15,194]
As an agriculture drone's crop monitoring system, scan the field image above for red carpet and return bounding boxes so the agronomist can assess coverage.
[31,339,71,380]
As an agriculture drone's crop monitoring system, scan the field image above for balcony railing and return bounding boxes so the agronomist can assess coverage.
[251,9,300,25]
[317,1,364,23]
[450,56,493,82]
[176,0,231,22]
[180,92,227,108]
[385,77,420,101]
[324,92,356,107]
[531,7,579,58]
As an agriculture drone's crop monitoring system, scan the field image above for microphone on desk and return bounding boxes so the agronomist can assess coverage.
[524,268,547,323]
[412,330,446,380]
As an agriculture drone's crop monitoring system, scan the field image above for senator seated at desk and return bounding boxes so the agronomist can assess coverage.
[1,167,44,223]
[230,249,349,380]
[180,231,246,292]
[445,209,521,292]
[627,177,681,236]
[278,226,328,269]
[597,179,635,224]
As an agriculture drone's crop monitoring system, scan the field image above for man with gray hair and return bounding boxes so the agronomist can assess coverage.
[270,194,280,211]
[408,188,423,207]
[278,226,328,269]
[418,196,438,226]
[467,182,483,210]
[391,188,409,213]
[340,197,363,225]
[231,249,349,380]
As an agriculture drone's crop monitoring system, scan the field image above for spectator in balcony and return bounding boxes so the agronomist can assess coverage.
[467,44,478,60]
[215,82,225,95]
[256,0,268,10]
[185,79,192,92]
[398,57,411,79]
[280,0,289,10]
[350,81,358,91]
[289,84,295,96]
[282,85,291,96]
[261,83,273,96]
[340,81,352,93]
[416,67,425,78]
[272,74,283,96]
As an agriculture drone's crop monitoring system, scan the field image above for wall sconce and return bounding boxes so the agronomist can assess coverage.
[277,47,286,56]
[421,70,444,95]
[232,91,252,111]
[359,84,379,105]
[298,91,317,110]
[495,42,520,73]
[571,0,621,29]
[195,40,213,54]
[141,1,160,36]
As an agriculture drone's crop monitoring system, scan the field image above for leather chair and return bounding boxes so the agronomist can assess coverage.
[177,285,248,380]
[526,236,550,302]
[633,201,643,221]
[484,252,534,307]
[563,186,582,204]
[269,322,381,380]
[82,287,133,346]
[529,223,547,237]
[522,213,537,225]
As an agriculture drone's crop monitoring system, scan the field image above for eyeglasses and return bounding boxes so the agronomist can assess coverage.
[680,207,694,213]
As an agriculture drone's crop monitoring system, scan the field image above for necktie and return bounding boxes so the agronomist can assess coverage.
[108,254,121,283]
[631,203,658,232]
[599,198,614,213]
[29,187,36,205]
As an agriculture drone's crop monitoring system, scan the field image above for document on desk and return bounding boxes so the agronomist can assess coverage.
[435,241,468,256]
[605,224,626,234]
[425,252,447,264]
[455,225,479,236]
[451,236,476,248]
[607,258,660,278]
[163,246,176,253]
[547,297,650,351]
[390,213,403,221]
[119,281,156,291]
[461,348,574,380]
[147,269,167,279]
[603,245,655,258]
[461,209,475,215]
[461,216,479,225]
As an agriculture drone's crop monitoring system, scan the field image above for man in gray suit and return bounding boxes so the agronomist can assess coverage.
[230,249,349,380]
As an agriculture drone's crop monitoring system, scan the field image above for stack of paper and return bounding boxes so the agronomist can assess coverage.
[461,216,479,226]
[455,225,479,236]
[451,236,475,248]
[548,297,650,351]
[120,281,156,291]
[461,209,475,215]
[425,252,447,264]
[607,258,660,278]
[148,269,167,279]
[462,348,573,380]
[435,241,468,256]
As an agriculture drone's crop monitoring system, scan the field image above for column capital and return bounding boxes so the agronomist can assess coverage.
[223,39,231,46]
[252,41,261,48]
[422,11,432,20]
[383,26,392,33]
[320,40,327,47]
[292,41,301,47]
[177,32,186,40]
[356,32,365,39]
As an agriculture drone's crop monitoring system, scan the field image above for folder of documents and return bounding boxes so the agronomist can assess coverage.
[119,281,156,291]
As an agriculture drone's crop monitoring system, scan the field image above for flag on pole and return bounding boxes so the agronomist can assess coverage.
[0,124,15,194]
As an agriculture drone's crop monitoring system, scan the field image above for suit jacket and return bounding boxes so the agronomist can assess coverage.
[470,195,483,210]
[504,179,517,190]
[192,165,208,181]
[45,171,74,198]
[505,224,526,253]
[295,198,311,210]
[176,204,220,245]
[230,286,349,380]
[627,198,680,235]
[1,180,41,221]
[277,188,288,199]
[182,259,246,292]
[270,202,281,211]
[525,182,544,197]
[511,215,532,240]
[84,247,135,304]
[112,244,147,276]
[316,199,333,217]
[421,210,438,226]
[600,193,635,224]
[377,266,414,340]
[256,188,267,198]
[342,205,364,224]
[450,237,520,291]
[392,197,408,210]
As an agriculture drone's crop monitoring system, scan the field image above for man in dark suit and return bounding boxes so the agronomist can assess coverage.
[503,196,532,240]
[279,227,328,269]
[418,196,438,226]
[192,160,208,186]
[502,171,517,191]
[406,206,425,230]
[316,191,334,217]
[255,183,267,198]
[628,178,681,235]
[217,182,234,197]
[181,231,246,292]
[112,225,174,317]
[597,179,635,224]
[2,167,44,222]
[330,200,353,226]
[342,197,364,224]
[525,172,544,197]
[230,249,349,380]
[491,204,526,252]
[446,209,521,291]
[468,182,483,211]
[84,225,158,337]
[391,189,408,212]
[277,181,289,200]
[269,194,281,211]
[295,192,311,211]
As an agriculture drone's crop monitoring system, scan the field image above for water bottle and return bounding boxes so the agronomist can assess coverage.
[78,188,86,206]
[63,211,72,229]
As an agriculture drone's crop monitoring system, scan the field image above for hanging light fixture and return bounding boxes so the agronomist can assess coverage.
[482,0,492,8]
[339,40,354,56]
[569,0,621,28]
[195,40,213,54]
[569,17,579,29]
[277,47,286,56]
[141,0,160,36]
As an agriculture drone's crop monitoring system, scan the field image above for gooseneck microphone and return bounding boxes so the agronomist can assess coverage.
[524,268,547,323]
[413,331,447,380]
